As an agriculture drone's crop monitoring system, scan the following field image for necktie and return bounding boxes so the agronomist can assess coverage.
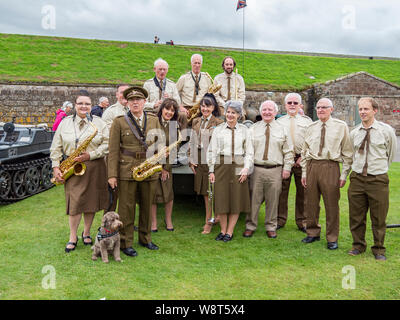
[136,117,142,128]
[290,116,296,148]
[359,128,372,176]
[193,74,199,102]
[227,76,231,101]
[318,123,326,157]
[263,123,270,160]
[229,126,235,159]
[159,80,163,100]
[79,119,85,131]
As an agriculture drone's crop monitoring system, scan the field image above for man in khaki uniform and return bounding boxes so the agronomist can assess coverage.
[102,84,130,131]
[243,100,294,239]
[348,97,397,261]
[108,86,164,257]
[214,56,246,116]
[143,58,187,129]
[176,54,212,113]
[301,98,353,250]
[277,93,312,232]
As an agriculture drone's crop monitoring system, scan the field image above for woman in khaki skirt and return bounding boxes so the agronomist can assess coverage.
[188,93,224,234]
[50,92,109,253]
[207,100,253,242]
[151,98,181,232]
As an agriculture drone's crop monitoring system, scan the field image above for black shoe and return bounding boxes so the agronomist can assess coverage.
[374,254,387,261]
[151,229,158,233]
[65,237,78,253]
[223,234,233,242]
[164,219,174,231]
[82,231,93,246]
[215,233,225,241]
[122,247,138,257]
[139,242,159,250]
[302,236,320,243]
[327,242,338,250]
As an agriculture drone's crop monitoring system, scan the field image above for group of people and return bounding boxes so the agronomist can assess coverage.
[49,54,397,262]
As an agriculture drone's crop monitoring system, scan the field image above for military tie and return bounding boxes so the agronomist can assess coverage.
[359,127,372,176]
[227,76,231,101]
[79,119,85,131]
[229,126,235,159]
[318,123,326,157]
[159,80,164,100]
[193,74,199,102]
[290,116,296,148]
[263,123,270,160]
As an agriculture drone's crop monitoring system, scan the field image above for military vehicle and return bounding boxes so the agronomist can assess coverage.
[0,119,54,204]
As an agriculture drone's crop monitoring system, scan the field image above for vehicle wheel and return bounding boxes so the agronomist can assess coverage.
[25,167,40,195]
[0,170,12,200]
[12,170,26,198]
[41,162,53,189]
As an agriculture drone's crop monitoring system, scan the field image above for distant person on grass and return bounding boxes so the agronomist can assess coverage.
[347,97,397,261]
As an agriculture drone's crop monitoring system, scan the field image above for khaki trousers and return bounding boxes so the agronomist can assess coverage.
[246,166,282,232]
[118,179,157,248]
[277,165,306,229]
[348,172,389,255]
[304,160,340,242]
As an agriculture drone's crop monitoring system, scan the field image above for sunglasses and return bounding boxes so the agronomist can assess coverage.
[287,101,299,105]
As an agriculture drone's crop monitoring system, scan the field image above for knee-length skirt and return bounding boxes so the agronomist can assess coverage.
[64,158,109,215]
[194,150,209,196]
[154,170,174,204]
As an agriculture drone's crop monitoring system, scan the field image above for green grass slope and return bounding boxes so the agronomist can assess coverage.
[1,33,400,90]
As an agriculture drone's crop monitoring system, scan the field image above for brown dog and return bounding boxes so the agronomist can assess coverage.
[91,211,123,263]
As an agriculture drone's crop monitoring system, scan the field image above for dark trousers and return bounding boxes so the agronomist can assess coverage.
[118,179,157,248]
[277,165,306,229]
[304,160,340,242]
[348,172,389,255]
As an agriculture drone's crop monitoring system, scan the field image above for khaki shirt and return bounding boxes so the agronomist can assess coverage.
[301,117,353,180]
[188,115,224,165]
[350,120,397,175]
[277,113,313,155]
[213,72,246,107]
[207,122,254,173]
[176,71,212,107]
[143,77,182,112]
[249,120,294,172]
[102,102,129,131]
[107,112,164,181]
[50,115,109,168]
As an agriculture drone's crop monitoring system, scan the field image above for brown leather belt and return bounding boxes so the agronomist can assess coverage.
[121,148,147,159]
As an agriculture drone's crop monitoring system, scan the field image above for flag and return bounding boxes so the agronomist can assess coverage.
[236,0,247,11]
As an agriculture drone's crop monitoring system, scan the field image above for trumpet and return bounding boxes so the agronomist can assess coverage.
[207,180,215,224]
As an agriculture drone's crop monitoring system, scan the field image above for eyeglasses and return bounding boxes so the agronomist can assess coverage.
[286,101,299,105]
[315,106,331,110]
[76,102,91,106]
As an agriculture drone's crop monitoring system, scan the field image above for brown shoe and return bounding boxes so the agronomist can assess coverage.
[267,231,277,238]
[348,248,362,256]
[243,229,254,238]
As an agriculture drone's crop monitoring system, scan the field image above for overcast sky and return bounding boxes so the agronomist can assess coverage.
[1,0,399,57]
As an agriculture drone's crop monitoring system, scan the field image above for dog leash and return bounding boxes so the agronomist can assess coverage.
[96,227,119,242]
[106,185,115,213]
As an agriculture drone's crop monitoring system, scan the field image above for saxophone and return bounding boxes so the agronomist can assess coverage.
[51,114,98,186]
[131,132,182,181]
[187,72,222,124]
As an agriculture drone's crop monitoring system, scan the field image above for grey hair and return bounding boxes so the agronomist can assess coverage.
[317,97,334,107]
[99,97,108,104]
[191,53,203,64]
[154,58,169,68]
[259,100,279,114]
[61,101,73,111]
[225,100,243,114]
[284,93,302,104]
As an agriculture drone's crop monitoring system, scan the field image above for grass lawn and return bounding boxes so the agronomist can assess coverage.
[1,163,400,300]
[1,33,400,91]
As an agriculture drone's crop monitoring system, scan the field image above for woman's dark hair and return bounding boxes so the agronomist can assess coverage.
[75,89,91,103]
[157,98,179,121]
[199,93,220,117]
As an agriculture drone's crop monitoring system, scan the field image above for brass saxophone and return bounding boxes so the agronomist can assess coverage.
[131,132,182,181]
[51,114,98,186]
[187,72,222,124]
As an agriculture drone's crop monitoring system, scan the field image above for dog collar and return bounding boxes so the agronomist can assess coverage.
[97,227,119,242]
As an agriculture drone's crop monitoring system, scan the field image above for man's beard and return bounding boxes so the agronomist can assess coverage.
[224,68,233,74]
